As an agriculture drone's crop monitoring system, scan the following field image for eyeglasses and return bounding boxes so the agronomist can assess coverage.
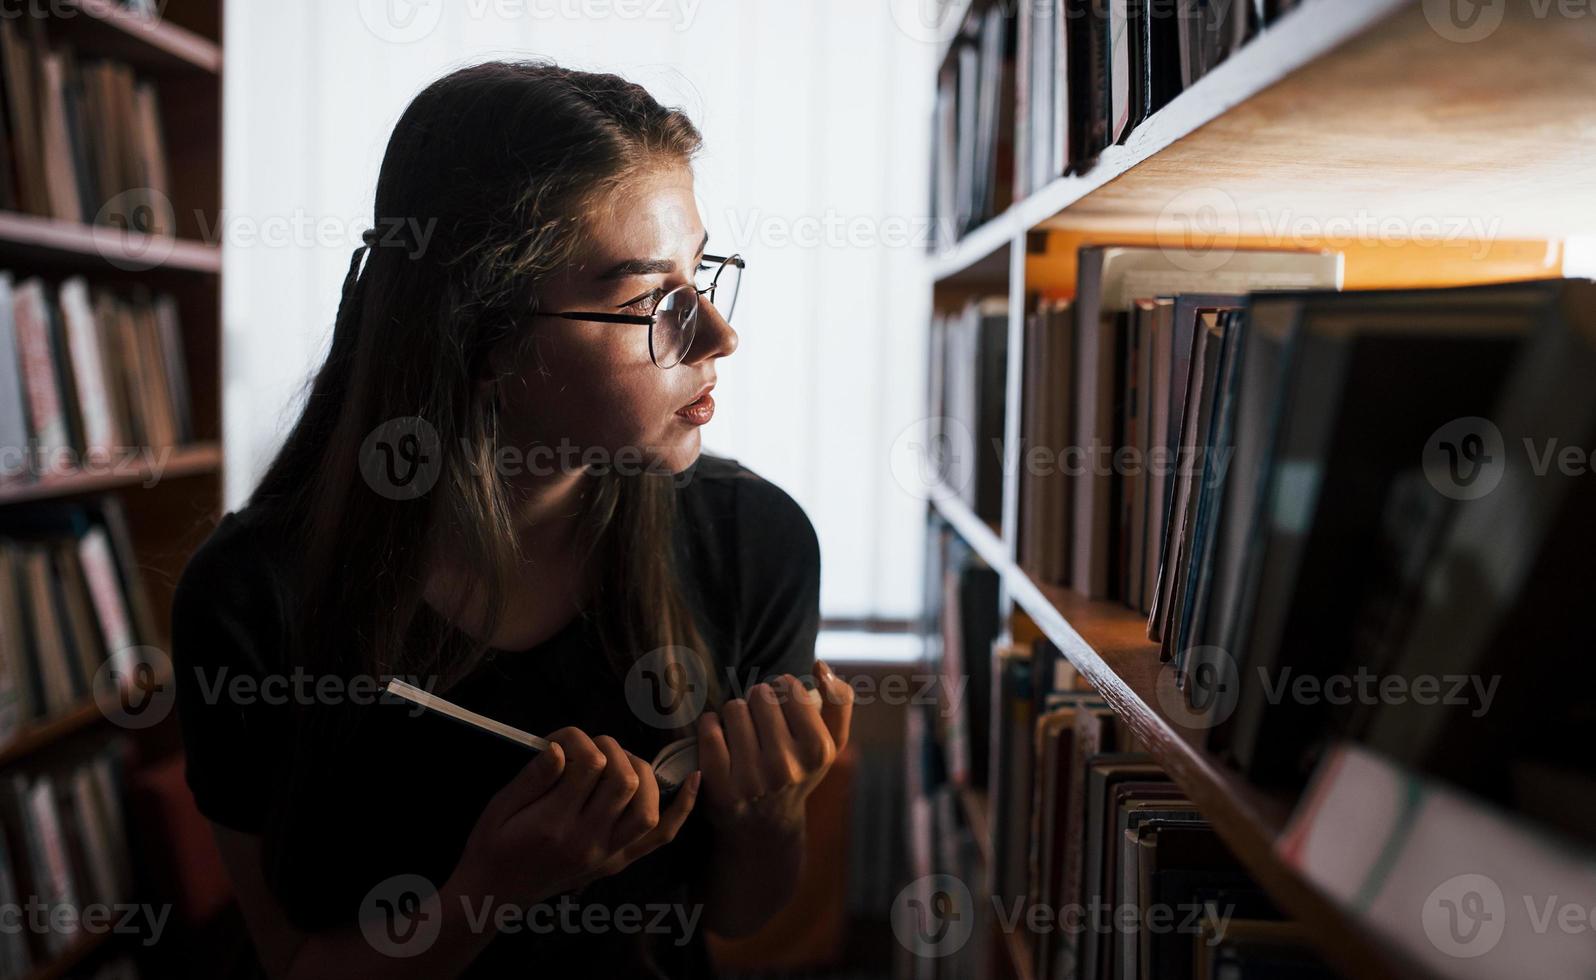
[539,253,744,369]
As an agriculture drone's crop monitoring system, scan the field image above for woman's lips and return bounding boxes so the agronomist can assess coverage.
[675,391,714,425]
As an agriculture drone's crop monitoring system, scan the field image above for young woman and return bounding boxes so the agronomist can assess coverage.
[171,61,852,978]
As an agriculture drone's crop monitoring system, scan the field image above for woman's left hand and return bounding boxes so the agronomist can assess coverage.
[695,658,854,840]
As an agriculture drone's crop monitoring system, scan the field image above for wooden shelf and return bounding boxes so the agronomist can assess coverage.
[48,0,221,73]
[24,929,112,980]
[0,703,107,770]
[0,442,222,506]
[929,216,1013,285]
[929,0,1596,282]
[929,491,1437,980]
[0,211,220,274]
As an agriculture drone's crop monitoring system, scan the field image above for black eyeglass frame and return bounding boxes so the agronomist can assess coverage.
[537,253,745,369]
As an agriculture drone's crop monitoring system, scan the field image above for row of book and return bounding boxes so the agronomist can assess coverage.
[0,271,193,483]
[0,15,173,231]
[903,703,992,980]
[991,636,1336,980]
[0,499,155,743]
[0,744,137,976]
[933,0,1310,239]
[1014,0,1308,197]
[929,297,1009,528]
[1014,245,1342,607]
[931,4,1015,240]
[913,526,1337,979]
[1011,248,1596,811]
[923,548,1596,980]
[1145,275,1596,815]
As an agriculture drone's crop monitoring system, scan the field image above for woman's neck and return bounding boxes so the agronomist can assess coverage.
[504,466,589,542]
[420,467,596,646]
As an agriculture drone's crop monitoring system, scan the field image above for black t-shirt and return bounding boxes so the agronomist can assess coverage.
[170,453,822,978]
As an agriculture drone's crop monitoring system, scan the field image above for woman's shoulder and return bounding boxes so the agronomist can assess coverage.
[171,500,294,674]
[175,501,289,600]
[677,451,818,565]
[677,453,821,681]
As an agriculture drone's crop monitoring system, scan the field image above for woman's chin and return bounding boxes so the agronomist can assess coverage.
[659,429,702,476]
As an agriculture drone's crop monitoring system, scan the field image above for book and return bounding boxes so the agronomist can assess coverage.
[57,277,118,456]
[1351,280,1596,814]
[12,278,69,465]
[1218,287,1553,786]
[0,545,29,739]
[1018,297,1074,587]
[1148,306,1232,640]
[1282,743,1596,980]
[1071,246,1342,601]
[1,20,174,228]
[382,679,700,801]
[0,824,29,976]
[0,272,26,483]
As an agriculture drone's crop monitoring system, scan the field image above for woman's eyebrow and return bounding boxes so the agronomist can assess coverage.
[596,231,710,280]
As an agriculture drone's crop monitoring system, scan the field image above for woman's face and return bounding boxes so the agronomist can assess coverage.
[496,165,737,479]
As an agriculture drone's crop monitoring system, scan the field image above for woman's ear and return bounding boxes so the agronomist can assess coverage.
[479,329,520,391]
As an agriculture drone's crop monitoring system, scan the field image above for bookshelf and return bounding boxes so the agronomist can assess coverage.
[0,0,224,976]
[933,491,1425,980]
[931,0,1596,283]
[917,3,1595,980]
[2,0,224,643]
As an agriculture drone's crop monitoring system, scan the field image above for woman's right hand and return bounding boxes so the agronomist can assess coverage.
[448,726,701,910]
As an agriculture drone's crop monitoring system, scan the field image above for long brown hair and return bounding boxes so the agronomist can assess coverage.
[249,61,720,745]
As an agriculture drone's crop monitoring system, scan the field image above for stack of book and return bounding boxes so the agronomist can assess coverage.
[1013,0,1308,196]
[0,14,173,230]
[0,272,193,483]
[930,296,1009,527]
[931,4,1016,242]
[1014,245,1342,600]
[0,742,137,976]
[0,498,155,742]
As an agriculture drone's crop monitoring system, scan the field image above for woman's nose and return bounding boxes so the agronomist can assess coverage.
[688,296,738,362]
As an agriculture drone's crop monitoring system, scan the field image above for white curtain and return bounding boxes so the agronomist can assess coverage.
[222,0,938,621]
